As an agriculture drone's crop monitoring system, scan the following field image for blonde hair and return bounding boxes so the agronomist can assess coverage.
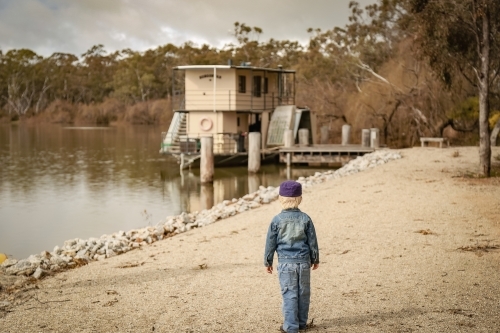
[279,195,302,209]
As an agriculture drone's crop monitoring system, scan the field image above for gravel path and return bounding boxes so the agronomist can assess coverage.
[1,147,499,333]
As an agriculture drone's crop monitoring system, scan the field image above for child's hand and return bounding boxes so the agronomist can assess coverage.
[266,266,273,274]
[312,264,319,270]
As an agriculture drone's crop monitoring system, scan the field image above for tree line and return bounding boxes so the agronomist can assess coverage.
[1,0,499,175]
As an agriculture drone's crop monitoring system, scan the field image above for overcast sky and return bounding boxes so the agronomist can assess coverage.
[0,0,377,57]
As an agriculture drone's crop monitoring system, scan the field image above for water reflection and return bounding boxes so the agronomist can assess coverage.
[0,124,329,259]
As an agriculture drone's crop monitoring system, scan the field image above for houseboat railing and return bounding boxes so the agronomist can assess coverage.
[172,90,295,111]
[161,132,249,155]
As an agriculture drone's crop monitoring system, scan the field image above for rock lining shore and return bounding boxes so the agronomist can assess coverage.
[1,150,401,280]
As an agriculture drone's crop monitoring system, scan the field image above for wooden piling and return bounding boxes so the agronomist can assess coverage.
[361,129,370,147]
[200,184,214,210]
[342,125,351,145]
[248,174,259,193]
[200,136,214,183]
[248,132,261,173]
[298,129,309,146]
[370,128,380,149]
[320,126,329,144]
[179,153,185,172]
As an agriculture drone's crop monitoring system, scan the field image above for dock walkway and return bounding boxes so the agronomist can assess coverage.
[277,144,374,166]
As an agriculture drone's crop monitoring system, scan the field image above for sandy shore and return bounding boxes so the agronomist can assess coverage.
[1,147,499,333]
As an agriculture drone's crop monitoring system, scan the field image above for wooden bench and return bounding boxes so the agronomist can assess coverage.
[420,137,449,148]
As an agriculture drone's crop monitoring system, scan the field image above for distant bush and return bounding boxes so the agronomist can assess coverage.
[77,98,123,125]
[123,99,173,125]
[23,98,173,126]
[43,99,76,124]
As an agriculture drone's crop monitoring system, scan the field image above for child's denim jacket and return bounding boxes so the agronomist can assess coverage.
[264,208,319,266]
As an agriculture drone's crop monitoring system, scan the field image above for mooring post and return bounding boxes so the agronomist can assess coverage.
[200,136,214,183]
[283,129,293,168]
[248,132,261,173]
[342,124,351,145]
[298,129,309,146]
[361,129,370,147]
[179,153,185,173]
[200,183,214,210]
[248,174,259,193]
[370,128,380,149]
[320,126,329,144]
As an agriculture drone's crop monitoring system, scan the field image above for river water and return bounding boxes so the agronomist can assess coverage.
[0,124,325,259]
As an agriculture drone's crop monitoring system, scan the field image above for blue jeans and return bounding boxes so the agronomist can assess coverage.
[277,262,311,333]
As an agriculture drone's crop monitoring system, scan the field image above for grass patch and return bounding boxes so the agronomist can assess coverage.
[452,165,500,179]
[458,241,499,256]
[414,229,436,235]
[116,262,144,268]
[452,150,460,157]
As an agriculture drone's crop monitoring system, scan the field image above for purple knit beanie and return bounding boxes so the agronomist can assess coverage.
[279,180,302,197]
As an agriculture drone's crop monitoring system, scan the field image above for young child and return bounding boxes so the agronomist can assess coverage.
[264,180,320,333]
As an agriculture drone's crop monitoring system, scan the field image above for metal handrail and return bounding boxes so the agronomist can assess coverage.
[160,132,249,155]
[172,89,295,112]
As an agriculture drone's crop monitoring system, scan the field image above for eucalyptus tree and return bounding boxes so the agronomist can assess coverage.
[0,49,44,115]
[45,53,79,103]
[411,0,500,176]
[79,44,118,104]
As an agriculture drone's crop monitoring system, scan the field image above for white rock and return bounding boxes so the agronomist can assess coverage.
[6,259,35,276]
[249,202,261,209]
[105,249,117,258]
[1,258,18,268]
[64,239,77,248]
[33,267,46,279]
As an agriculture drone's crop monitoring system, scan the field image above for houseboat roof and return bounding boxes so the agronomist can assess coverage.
[174,65,295,74]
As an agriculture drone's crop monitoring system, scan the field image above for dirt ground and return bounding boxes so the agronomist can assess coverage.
[1,147,500,333]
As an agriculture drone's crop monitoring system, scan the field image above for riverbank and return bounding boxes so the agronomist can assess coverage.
[1,147,500,332]
[0,98,173,125]
[0,150,401,281]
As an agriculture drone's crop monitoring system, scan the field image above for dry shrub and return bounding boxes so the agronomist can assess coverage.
[343,38,457,148]
[318,38,475,148]
[458,242,499,256]
[43,99,76,124]
[123,98,172,125]
[414,229,436,235]
[76,98,124,125]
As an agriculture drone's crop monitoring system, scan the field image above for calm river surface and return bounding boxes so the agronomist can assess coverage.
[0,123,325,259]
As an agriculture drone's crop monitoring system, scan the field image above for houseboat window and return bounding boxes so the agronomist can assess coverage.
[264,77,268,94]
[238,76,246,93]
[253,76,262,97]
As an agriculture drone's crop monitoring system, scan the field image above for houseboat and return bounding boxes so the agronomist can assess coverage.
[160,64,316,167]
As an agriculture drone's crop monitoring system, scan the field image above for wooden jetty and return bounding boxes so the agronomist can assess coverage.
[277,144,374,166]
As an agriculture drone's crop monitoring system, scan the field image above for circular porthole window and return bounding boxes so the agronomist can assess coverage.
[200,118,213,131]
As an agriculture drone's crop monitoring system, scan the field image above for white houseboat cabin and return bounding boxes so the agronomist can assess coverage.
[160,63,316,166]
